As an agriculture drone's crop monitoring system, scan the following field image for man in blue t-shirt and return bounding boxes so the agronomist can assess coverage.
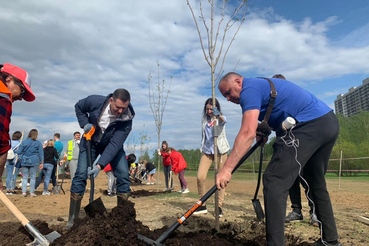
[216,72,341,246]
[52,133,63,186]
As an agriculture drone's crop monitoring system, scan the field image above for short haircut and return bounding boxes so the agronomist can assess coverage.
[73,131,81,136]
[54,133,61,139]
[113,88,130,102]
[272,74,286,80]
[28,129,38,141]
[220,72,242,84]
[12,131,22,140]
[127,153,136,164]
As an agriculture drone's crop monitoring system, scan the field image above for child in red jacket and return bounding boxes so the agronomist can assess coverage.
[167,147,189,193]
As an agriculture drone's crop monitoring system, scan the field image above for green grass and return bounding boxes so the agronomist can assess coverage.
[155,189,199,199]
[183,170,369,182]
[324,172,369,182]
[184,169,260,181]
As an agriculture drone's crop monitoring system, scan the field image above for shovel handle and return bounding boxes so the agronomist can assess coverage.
[56,164,59,183]
[0,192,29,226]
[253,146,264,200]
[83,126,96,141]
[150,140,263,245]
[84,127,96,204]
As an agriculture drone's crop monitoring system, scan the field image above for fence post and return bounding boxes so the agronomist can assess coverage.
[339,151,342,189]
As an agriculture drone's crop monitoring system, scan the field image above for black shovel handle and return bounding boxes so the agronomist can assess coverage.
[138,140,262,245]
[86,140,94,204]
[253,146,264,200]
[83,126,96,204]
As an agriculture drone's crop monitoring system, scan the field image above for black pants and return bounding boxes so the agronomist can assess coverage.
[289,173,314,214]
[263,111,339,246]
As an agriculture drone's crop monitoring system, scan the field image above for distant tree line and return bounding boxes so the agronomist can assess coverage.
[147,111,369,176]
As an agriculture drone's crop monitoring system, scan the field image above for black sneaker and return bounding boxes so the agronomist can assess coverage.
[314,238,342,246]
[285,211,303,223]
[218,207,223,218]
[193,205,207,215]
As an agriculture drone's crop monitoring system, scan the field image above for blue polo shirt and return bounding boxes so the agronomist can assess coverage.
[240,78,332,130]
[54,140,63,160]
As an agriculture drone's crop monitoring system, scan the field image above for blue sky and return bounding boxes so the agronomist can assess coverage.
[2,0,369,157]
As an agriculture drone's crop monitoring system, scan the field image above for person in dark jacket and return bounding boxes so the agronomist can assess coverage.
[39,139,59,195]
[67,88,134,229]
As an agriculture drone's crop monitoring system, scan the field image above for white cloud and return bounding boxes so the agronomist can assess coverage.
[2,1,369,157]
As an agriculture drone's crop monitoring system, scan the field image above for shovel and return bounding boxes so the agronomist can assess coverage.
[52,164,63,195]
[82,127,106,218]
[138,140,262,246]
[0,192,61,245]
[59,164,66,195]
[169,170,173,190]
[251,146,265,221]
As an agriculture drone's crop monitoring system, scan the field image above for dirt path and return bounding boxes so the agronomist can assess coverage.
[0,173,368,245]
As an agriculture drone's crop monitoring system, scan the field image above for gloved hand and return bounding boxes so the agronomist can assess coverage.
[87,163,101,179]
[157,148,161,156]
[83,123,94,134]
[212,107,220,117]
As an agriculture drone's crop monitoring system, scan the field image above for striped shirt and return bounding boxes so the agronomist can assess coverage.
[0,81,12,154]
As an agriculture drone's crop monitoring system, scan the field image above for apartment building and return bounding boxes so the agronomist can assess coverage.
[334,77,369,117]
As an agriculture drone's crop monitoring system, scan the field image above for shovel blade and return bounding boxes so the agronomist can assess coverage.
[52,186,61,194]
[45,231,61,243]
[252,199,265,221]
[24,224,60,246]
[84,197,107,218]
[137,234,165,246]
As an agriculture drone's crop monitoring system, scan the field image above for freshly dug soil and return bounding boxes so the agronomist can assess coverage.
[52,198,267,246]
[2,175,366,245]
[2,196,309,246]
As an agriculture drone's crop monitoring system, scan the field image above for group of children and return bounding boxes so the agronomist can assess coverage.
[110,142,189,194]
[158,142,189,193]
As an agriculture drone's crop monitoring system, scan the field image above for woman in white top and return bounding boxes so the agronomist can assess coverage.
[194,98,230,217]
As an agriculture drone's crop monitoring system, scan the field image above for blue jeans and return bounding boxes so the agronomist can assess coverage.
[22,166,39,194]
[35,164,57,189]
[163,165,173,189]
[71,148,130,195]
[41,163,54,192]
[6,159,15,190]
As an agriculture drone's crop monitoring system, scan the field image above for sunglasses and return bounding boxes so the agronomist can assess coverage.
[13,80,26,98]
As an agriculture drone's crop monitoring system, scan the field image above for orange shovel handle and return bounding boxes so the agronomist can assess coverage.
[83,126,96,141]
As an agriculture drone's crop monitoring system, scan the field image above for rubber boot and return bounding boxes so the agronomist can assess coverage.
[66,193,82,229]
[117,193,130,206]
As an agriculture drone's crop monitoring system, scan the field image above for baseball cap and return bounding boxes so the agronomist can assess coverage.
[1,63,36,102]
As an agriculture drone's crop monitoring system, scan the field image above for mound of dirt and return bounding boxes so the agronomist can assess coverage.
[52,199,258,246]
[0,194,311,246]
[0,189,312,246]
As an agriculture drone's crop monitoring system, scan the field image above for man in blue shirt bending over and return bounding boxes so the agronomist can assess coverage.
[216,72,341,246]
